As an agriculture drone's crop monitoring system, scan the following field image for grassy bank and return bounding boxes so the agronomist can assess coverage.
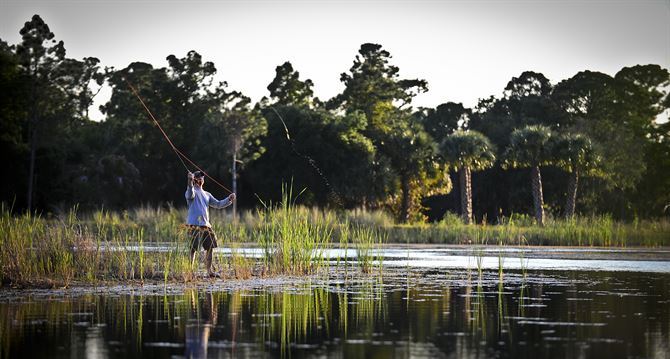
[0,198,385,286]
[217,207,668,247]
[384,214,670,247]
[88,205,668,247]
[1,202,668,286]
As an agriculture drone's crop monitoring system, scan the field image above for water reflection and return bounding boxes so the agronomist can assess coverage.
[184,291,217,358]
[0,269,669,358]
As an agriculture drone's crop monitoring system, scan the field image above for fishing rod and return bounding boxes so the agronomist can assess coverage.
[124,77,339,204]
[123,77,233,195]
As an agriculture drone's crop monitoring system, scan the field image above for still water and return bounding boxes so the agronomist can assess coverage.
[1,248,669,358]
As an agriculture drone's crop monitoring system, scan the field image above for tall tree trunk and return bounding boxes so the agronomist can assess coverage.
[399,173,410,223]
[531,166,545,226]
[460,167,473,224]
[565,169,579,219]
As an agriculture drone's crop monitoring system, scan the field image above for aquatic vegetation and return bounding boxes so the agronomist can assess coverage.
[384,214,669,247]
[254,184,332,275]
[351,225,385,274]
[1,197,669,286]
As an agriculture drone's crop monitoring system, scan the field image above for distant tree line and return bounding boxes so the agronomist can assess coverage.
[1,15,669,222]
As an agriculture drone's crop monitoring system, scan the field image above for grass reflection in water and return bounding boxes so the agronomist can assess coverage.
[0,268,669,358]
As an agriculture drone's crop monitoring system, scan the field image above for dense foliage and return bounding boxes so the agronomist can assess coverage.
[2,15,669,222]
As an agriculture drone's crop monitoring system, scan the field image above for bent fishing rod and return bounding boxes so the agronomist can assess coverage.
[124,77,341,206]
[122,77,233,195]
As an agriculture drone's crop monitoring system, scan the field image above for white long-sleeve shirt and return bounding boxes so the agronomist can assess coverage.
[185,185,231,227]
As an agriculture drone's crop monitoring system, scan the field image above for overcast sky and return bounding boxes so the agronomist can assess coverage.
[1,0,669,121]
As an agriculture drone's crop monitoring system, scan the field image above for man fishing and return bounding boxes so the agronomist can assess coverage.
[186,171,236,278]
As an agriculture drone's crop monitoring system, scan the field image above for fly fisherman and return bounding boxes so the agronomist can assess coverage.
[186,171,236,278]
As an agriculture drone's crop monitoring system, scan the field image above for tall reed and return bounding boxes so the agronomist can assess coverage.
[254,184,332,275]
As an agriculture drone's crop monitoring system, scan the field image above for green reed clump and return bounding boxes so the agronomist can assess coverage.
[351,225,385,274]
[254,185,332,275]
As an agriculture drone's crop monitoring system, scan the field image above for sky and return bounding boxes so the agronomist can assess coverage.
[1,0,669,121]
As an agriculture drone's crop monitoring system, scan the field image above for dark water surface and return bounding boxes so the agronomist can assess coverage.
[1,249,669,358]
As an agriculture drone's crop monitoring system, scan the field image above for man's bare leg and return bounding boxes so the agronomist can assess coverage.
[205,248,213,275]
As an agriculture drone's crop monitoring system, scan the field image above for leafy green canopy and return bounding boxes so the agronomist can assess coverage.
[419,102,471,143]
[327,43,427,118]
[266,61,315,107]
[551,133,600,175]
[441,130,496,171]
[503,125,553,169]
[248,105,376,207]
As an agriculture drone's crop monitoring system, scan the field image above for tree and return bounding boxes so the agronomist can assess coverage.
[15,15,67,211]
[266,61,315,107]
[420,102,471,142]
[248,105,376,208]
[328,43,436,217]
[198,85,266,217]
[468,71,565,221]
[441,131,496,224]
[14,15,102,210]
[552,66,670,218]
[503,125,554,225]
[104,62,178,204]
[551,133,600,218]
[614,65,669,139]
[365,102,449,222]
[103,51,221,205]
[385,113,438,222]
[327,43,427,119]
[0,39,29,207]
[552,70,643,191]
[613,65,670,217]
[504,71,552,99]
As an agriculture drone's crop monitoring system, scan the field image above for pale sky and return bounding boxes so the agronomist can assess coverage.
[1,0,669,121]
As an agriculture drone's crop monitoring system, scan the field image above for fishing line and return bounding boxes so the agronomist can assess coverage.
[123,77,233,195]
[268,107,343,207]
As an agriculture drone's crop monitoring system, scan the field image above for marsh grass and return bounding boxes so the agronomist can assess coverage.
[351,225,385,274]
[386,214,669,247]
[254,184,332,275]
[0,205,199,286]
[1,197,668,286]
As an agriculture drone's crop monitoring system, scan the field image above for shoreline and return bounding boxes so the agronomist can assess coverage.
[2,245,670,293]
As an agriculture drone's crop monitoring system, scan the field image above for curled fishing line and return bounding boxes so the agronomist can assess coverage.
[268,106,343,207]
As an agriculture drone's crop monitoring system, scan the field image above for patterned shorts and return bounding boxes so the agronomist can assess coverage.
[187,226,218,251]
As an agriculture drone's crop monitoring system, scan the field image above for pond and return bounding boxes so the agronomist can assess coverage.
[1,247,669,358]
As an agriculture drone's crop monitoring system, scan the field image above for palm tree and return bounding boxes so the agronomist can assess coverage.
[441,130,496,224]
[503,125,553,226]
[552,133,599,218]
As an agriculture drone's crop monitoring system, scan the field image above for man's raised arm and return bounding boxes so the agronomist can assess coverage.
[185,172,195,203]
